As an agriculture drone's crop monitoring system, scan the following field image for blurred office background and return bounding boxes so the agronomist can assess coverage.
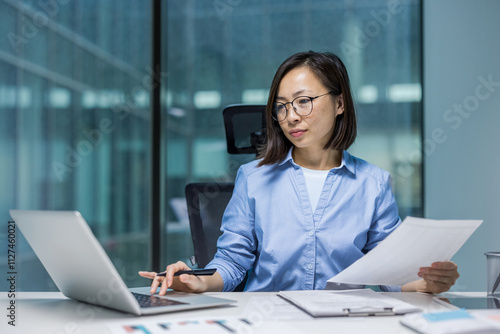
[1,0,426,291]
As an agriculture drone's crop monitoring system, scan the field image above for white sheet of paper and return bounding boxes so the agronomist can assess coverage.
[328,217,482,286]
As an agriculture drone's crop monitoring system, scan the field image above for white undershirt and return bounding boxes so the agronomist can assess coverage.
[301,167,330,211]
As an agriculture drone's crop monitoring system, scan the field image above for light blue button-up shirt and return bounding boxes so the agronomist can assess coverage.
[207,149,402,292]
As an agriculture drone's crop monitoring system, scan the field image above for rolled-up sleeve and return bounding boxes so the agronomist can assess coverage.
[380,285,402,292]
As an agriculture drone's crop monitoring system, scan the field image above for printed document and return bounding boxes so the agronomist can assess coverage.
[328,217,482,286]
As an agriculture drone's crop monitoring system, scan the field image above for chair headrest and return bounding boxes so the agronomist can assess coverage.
[223,104,266,155]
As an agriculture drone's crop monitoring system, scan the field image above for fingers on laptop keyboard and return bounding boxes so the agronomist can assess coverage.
[152,275,166,294]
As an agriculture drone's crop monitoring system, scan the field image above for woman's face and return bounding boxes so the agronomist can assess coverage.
[276,66,344,151]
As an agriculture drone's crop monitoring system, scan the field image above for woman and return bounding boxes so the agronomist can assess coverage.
[140,51,459,294]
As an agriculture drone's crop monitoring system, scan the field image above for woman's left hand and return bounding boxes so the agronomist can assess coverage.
[402,261,459,293]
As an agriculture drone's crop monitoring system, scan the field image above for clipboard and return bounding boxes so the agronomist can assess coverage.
[343,306,395,316]
[278,289,421,318]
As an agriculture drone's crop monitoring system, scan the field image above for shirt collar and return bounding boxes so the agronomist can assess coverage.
[279,148,356,175]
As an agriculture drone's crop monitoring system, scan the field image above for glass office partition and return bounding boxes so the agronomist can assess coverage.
[0,0,151,290]
[162,0,423,267]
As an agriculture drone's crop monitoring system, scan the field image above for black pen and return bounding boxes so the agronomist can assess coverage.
[156,268,217,277]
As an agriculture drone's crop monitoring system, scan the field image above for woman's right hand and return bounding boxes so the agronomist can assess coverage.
[138,261,223,295]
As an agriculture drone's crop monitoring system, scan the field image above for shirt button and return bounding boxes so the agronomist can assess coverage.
[307,264,313,270]
[308,231,314,237]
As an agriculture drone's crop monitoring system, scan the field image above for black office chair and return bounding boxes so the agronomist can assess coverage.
[185,182,234,268]
[184,104,265,292]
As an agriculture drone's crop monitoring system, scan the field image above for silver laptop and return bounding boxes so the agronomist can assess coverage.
[10,210,234,315]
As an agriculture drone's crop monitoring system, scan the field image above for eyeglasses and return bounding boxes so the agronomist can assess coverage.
[272,91,333,122]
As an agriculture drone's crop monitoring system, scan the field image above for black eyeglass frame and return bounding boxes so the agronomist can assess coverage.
[272,91,334,122]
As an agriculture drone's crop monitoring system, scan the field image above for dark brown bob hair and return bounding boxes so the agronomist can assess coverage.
[257,51,357,166]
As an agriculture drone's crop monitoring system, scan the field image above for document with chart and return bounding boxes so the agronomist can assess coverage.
[327,216,482,286]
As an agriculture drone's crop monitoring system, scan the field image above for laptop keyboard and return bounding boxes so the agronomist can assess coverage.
[132,292,188,308]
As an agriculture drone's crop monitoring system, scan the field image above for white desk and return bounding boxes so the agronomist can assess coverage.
[1,291,484,333]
